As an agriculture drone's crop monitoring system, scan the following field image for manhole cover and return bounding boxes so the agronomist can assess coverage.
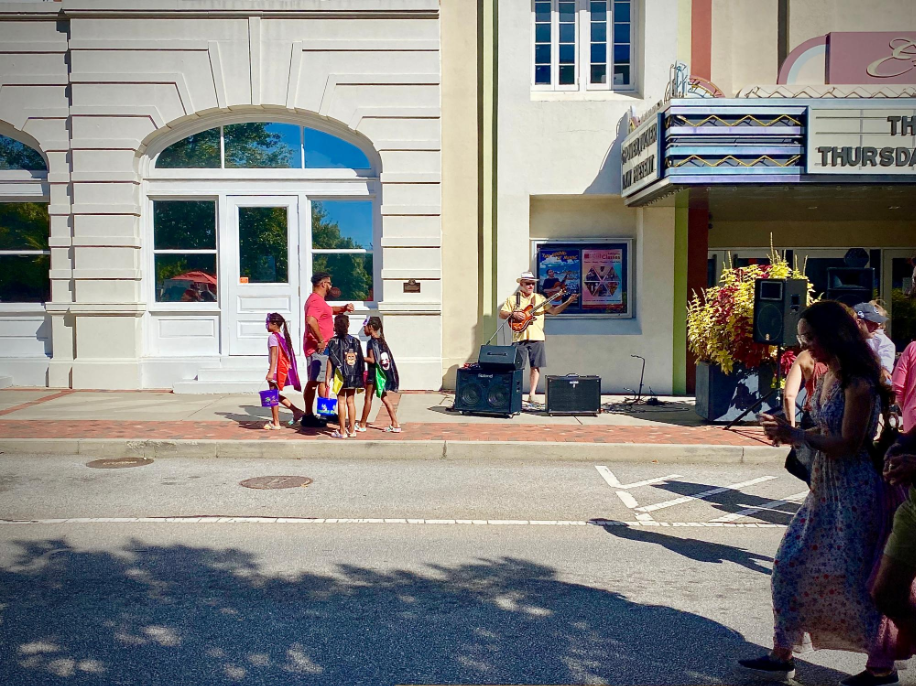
[86,457,154,469]
[240,476,312,490]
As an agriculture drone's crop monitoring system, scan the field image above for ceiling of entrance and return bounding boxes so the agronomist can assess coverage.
[699,185,916,222]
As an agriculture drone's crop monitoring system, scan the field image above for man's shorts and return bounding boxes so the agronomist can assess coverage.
[514,340,547,369]
[305,353,328,383]
[885,493,916,569]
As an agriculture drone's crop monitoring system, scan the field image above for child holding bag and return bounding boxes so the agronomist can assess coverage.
[264,312,303,430]
[356,316,401,433]
[325,314,364,438]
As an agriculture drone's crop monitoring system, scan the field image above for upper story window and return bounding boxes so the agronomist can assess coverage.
[155,123,371,170]
[533,0,634,92]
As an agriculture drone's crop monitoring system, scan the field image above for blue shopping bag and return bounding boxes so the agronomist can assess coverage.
[316,396,338,417]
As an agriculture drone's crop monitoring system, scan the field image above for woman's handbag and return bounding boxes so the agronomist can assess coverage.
[867,405,901,474]
[785,411,814,486]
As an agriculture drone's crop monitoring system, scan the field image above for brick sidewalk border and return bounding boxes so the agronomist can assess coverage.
[3,419,771,446]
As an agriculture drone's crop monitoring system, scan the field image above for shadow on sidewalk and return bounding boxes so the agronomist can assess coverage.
[0,538,846,685]
[597,523,776,576]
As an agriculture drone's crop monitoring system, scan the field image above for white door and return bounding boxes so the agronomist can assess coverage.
[227,196,299,356]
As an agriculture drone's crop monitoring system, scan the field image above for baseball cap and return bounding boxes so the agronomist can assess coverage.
[853,303,888,324]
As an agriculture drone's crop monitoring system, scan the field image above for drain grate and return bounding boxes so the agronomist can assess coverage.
[240,476,312,490]
[86,457,154,469]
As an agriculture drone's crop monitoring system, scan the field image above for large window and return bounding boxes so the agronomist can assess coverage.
[311,200,374,302]
[153,200,218,303]
[156,123,371,170]
[0,202,50,303]
[532,0,634,91]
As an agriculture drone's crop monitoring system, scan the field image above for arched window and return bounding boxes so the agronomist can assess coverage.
[0,134,49,304]
[155,123,371,170]
[145,119,378,359]
[0,133,46,171]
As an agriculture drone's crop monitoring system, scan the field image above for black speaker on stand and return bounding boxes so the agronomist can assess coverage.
[455,366,523,417]
[724,278,808,430]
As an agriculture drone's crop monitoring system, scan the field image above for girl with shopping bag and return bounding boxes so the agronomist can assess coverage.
[356,316,402,433]
[263,313,304,430]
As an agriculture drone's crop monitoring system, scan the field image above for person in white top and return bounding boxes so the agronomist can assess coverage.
[854,302,895,383]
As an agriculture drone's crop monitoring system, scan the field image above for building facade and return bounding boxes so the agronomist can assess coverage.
[0,0,477,392]
[3,0,914,396]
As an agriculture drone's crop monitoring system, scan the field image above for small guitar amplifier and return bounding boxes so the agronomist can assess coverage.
[546,374,601,416]
[477,344,525,371]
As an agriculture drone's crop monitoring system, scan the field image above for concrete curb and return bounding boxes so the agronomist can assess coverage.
[0,438,789,464]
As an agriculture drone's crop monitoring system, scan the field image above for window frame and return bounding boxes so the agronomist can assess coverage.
[531,0,637,94]
[0,191,51,308]
[150,197,220,306]
[151,122,375,177]
[308,197,377,304]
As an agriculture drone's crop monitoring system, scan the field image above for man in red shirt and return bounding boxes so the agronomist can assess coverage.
[302,272,354,427]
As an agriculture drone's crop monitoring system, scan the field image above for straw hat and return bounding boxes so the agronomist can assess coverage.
[516,271,537,284]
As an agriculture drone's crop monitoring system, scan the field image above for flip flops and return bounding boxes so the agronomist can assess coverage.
[385,426,402,433]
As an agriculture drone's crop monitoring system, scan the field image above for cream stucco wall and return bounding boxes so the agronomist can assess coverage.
[494,0,680,393]
[439,0,479,389]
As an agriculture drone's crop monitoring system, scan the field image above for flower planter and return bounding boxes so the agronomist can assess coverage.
[695,360,780,423]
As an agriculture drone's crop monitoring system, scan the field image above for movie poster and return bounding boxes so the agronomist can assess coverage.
[537,247,580,305]
[581,248,623,310]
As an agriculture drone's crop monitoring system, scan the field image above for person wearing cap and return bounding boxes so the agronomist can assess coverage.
[855,302,895,383]
[499,271,577,409]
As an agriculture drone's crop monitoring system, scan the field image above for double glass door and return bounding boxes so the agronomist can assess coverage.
[226,196,300,356]
[883,249,916,353]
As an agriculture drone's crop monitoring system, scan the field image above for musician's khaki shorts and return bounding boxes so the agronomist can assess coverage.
[514,340,547,369]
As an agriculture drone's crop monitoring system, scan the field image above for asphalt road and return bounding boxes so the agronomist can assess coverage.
[0,453,906,685]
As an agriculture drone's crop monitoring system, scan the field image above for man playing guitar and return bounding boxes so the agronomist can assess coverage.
[498,270,578,410]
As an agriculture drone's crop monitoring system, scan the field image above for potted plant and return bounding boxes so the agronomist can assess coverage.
[687,251,810,422]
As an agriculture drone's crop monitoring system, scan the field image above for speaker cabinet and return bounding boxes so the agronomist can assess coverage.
[455,367,523,417]
[546,374,601,416]
[825,267,875,307]
[477,344,525,371]
[753,278,808,346]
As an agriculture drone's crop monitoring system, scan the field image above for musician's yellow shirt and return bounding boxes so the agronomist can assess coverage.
[501,292,547,343]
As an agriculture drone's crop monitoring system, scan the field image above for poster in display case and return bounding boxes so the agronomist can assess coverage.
[534,240,632,318]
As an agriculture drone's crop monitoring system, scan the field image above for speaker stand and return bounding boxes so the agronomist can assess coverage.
[723,345,784,431]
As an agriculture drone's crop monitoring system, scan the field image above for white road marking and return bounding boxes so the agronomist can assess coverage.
[616,490,640,509]
[635,476,778,513]
[0,516,783,528]
[709,491,808,523]
[595,466,683,489]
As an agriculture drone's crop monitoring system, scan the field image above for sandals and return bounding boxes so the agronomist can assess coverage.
[385,426,402,433]
[354,425,367,433]
[347,431,357,438]
[330,431,346,439]
[263,423,282,430]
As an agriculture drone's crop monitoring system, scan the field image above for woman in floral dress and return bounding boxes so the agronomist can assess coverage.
[740,300,907,686]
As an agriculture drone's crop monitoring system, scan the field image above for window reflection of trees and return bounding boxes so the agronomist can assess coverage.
[0,202,50,303]
[152,201,218,303]
[312,202,373,302]
[0,135,45,170]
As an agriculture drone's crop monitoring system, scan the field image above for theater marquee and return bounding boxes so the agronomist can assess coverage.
[808,108,916,175]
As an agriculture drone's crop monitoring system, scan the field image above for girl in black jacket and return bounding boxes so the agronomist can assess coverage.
[325,314,365,438]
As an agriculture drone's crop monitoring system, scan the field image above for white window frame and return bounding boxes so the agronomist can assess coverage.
[149,197,220,306]
[531,0,637,94]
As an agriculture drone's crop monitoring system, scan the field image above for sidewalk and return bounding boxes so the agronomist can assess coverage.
[0,388,785,464]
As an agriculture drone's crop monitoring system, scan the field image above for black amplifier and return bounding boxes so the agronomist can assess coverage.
[546,374,601,416]
[477,344,525,371]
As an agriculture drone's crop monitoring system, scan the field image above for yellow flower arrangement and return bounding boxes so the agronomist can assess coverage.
[687,249,812,374]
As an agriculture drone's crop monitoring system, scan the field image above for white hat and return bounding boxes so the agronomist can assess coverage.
[516,271,537,284]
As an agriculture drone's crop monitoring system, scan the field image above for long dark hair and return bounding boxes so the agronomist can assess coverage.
[800,300,890,403]
[366,316,389,352]
[267,312,295,358]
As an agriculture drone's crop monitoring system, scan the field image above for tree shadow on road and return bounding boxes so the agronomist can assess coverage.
[0,537,846,686]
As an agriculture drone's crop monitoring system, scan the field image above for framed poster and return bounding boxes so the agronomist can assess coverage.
[533,240,632,318]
